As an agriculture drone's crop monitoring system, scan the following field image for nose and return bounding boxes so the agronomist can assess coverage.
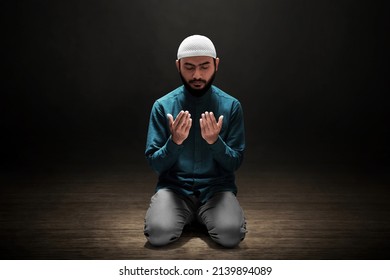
[193,67,202,80]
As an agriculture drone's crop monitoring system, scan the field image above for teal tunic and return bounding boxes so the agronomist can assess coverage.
[145,85,245,203]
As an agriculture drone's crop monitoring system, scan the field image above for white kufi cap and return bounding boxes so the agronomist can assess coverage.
[177,35,217,60]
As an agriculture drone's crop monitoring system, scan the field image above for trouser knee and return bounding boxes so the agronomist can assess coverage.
[144,221,181,247]
[209,222,246,248]
[199,191,247,248]
[143,189,192,247]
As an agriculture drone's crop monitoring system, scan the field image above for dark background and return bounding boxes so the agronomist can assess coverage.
[2,0,389,170]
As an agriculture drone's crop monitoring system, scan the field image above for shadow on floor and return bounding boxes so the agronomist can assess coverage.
[143,222,233,251]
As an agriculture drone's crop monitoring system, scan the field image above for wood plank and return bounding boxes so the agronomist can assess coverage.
[1,164,389,259]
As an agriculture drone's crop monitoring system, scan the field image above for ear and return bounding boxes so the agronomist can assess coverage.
[215,57,220,71]
[175,60,180,72]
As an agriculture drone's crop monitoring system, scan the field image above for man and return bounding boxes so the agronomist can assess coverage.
[144,35,246,248]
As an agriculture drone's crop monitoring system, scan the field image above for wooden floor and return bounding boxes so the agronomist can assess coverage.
[1,162,389,260]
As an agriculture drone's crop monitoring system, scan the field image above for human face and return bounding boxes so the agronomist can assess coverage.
[176,56,219,91]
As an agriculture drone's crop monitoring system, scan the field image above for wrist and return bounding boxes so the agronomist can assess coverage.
[171,136,183,145]
[206,137,219,145]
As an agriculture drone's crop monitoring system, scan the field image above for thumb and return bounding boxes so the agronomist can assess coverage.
[167,114,174,126]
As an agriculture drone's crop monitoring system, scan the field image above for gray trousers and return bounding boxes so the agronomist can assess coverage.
[144,189,247,248]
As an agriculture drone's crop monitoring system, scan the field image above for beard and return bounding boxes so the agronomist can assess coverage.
[180,71,216,97]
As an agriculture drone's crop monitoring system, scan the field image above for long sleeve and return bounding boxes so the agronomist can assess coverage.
[145,86,245,201]
[209,100,245,172]
[145,101,183,174]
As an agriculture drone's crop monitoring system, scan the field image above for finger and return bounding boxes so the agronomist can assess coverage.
[185,118,192,133]
[204,112,213,131]
[204,111,210,121]
[179,111,190,128]
[200,113,208,132]
[184,112,191,126]
[217,115,224,128]
[209,112,217,130]
[199,117,205,132]
[174,111,184,128]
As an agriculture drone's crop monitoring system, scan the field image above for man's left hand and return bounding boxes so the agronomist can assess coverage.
[200,111,223,144]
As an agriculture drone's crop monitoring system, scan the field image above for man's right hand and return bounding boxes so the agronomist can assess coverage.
[167,111,192,145]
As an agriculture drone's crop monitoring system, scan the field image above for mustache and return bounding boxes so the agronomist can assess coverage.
[189,79,207,84]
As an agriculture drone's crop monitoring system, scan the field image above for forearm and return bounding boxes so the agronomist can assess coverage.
[146,137,183,174]
[209,136,244,172]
